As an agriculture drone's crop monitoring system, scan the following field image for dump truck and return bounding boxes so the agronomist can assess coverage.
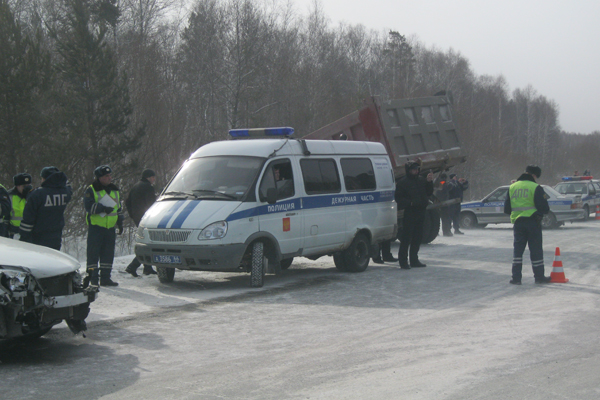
[303,93,466,243]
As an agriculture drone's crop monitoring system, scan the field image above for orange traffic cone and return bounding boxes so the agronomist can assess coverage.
[596,205,600,220]
[550,247,569,283]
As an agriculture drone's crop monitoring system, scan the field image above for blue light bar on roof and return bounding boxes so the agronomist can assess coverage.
[561,176,593,181]
[229,127,294,138]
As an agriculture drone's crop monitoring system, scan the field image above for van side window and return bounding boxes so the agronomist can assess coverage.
[340,158,376,191]
[259,160,295,201]
[300,159,341,195]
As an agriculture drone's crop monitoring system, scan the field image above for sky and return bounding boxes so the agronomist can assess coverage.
[293,0,600,133]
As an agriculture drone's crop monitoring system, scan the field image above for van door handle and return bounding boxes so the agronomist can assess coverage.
[286,212,297,216]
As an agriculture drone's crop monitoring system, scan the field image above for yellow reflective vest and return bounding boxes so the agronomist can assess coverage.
[509,180,539,223]
[87,186,120,228]
[10,194,26,228]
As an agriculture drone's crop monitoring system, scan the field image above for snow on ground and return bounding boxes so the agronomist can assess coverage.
[67,219,597,329]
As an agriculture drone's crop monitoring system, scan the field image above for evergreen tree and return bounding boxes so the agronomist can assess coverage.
[0,0,52,179]
[53,0,141,178]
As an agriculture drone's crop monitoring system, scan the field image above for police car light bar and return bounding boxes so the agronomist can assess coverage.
[229,127,294,139]
[561,176,593,181]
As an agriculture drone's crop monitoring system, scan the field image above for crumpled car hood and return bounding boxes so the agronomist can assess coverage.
[0,237,81,279]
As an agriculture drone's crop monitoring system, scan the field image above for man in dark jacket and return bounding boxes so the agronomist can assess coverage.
[448,173,469,234]
[504,165,551,284]
[19,167,72,250]
[8,173,33,238]
[125,169,157,277]
[395,160,434,269]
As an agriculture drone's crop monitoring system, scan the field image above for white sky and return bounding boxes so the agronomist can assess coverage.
[293,0,600,133]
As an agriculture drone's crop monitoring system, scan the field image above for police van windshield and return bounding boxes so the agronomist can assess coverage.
[164,156,264,201]
[555,182,587,195]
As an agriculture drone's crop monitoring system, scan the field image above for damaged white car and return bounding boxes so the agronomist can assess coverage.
[0,237,98,340]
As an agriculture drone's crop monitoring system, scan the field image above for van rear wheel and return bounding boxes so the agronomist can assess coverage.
[251,242,266,287]
[157,266,175,283]
[341,233,370,272]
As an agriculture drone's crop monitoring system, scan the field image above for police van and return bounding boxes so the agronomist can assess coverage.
[554,176,600,221]
[134,127,397,287]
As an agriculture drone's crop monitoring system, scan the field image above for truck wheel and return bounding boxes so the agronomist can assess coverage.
[333,253,347,271]
[157,266,175,283]
[280,258,293,270]
[341,233,370,272]
[251,242,266,287]
[541,212,557,229]
[459,212,479,229]
[422,208,440,244]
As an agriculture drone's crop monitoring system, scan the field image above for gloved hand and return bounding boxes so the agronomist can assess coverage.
[101,205,114,214]
[116,219,124,235]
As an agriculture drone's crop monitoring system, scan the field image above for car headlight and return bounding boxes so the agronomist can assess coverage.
[1,270,29,292]
[198,221,228,240]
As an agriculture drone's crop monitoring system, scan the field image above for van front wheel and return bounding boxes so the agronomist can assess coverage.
[251,242,266,287]
[157,266,175,283]
[341,233,370,273]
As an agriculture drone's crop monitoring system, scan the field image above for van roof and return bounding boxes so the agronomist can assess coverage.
[190,139,388,159]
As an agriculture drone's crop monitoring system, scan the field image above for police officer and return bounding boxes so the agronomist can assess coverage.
[448,173,469,235]
[124,169,157,277]
[8,173,33,238]
[395,160,434,269]
[0,182,10,237]
[19,167,72,249]
[504,165,552,284]
[84,165,124,287]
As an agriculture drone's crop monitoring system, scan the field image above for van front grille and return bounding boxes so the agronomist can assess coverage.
[148,229,192,243]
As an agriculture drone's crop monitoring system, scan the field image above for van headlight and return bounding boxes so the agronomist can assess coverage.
[136,226,146,239]
[199,221,228,240]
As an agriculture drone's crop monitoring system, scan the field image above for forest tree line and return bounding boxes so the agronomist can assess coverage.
[1,0,599,241]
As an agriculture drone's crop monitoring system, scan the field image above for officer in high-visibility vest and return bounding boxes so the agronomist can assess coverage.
[7,173,33,238]
[83,165,124,287]
[0,183,10,238]
[504,165,552,284]
[20,167,72,249]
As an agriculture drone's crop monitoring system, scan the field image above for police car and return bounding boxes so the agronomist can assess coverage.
[135,127,397,287]
[459,185,584,229]
[553,176,600,221]
[0,237,97,340]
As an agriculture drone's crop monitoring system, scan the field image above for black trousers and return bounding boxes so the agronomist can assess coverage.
[86,224,116,283]
[450,203,461,231]
[126,219,152,273]
[441,206,452,234]
[398,208,425,264]
[512,216,545,281]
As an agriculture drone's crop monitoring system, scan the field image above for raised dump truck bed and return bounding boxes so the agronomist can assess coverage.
[303,94,467,243]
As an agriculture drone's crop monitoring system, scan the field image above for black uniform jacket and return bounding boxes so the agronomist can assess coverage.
[19,171,72,241]
[125,178,156,225]
[395,172,434,211]
[503,173,550,218]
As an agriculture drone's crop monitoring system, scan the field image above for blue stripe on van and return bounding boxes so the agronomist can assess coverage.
[170,200,201,228]
[157,201,186,228]
[225,190,394,222]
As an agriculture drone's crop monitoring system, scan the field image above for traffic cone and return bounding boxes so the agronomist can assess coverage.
[550,247,569,283]
[595,205,600,220]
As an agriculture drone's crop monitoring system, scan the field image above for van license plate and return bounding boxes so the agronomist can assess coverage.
[153,255,182,264]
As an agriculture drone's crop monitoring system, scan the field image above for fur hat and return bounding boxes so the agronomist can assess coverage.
[40,167,59,179]
[14,173,32,186]
[141,169,156,179]
[525,165,542,178]
[94,165,112,178]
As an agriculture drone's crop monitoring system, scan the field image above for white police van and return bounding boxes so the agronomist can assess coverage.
[554,176,600,221]
[134,127,397,287]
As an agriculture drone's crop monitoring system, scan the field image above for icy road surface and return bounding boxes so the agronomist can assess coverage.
[2,221,600,400]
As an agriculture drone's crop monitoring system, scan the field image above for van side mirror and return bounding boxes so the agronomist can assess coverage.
[266,188,278,204]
